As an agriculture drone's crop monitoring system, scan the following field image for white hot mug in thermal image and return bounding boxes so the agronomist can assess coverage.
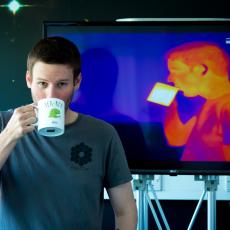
[35,98,65,137]
[147,82,179,106]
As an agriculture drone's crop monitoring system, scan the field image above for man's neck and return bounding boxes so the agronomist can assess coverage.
[65,109,78,125]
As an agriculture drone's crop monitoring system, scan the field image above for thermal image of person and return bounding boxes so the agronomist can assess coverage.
[163,42,230,161]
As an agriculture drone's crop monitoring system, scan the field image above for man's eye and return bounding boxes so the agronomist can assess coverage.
[57,82,67,88]
[38,82,48,88]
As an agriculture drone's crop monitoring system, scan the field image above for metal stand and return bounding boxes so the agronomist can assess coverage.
[134,175,170,230]
[187,175,219,230]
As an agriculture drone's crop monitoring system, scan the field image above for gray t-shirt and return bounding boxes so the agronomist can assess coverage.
[0,111,132,230]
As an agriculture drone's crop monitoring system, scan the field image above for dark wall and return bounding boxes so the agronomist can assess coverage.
[0,0,228,110]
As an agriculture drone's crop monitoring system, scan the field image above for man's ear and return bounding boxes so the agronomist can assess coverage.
[74,73,82,90]
[193,64,208,77]
[26,70,32,88]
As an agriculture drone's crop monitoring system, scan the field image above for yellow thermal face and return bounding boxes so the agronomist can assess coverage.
[167,59,200,97]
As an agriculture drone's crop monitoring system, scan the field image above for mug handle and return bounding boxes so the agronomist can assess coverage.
[32,104,38,126]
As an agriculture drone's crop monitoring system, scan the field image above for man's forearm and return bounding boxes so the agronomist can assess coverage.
[115,212,137,230]
[0,130,17,169]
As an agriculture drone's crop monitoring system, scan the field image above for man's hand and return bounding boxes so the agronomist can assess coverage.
[4,104,37,141]
[164,99,196,146]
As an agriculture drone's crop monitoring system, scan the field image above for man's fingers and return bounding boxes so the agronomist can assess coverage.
[23,117,37,126]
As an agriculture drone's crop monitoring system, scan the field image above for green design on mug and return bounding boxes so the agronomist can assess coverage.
[49,108,61,118]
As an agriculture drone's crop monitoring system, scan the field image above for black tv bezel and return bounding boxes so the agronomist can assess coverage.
[43,19,230,175]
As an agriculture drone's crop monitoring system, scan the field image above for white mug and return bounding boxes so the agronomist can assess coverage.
[35,98,65,137]
[147,82,179,106]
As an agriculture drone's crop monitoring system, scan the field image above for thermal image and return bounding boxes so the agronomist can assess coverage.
[163,42,230,161]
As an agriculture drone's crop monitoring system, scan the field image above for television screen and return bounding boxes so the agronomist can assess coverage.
[44,19,230,174]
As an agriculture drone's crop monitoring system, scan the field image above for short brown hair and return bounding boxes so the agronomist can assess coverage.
[27,36,81,78]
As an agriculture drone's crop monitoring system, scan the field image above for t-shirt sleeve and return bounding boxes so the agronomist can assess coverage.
[103,127,132,189]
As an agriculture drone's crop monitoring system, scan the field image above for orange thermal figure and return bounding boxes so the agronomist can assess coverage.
[164,42,230,161]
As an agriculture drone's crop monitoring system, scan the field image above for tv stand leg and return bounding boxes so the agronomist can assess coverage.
[134,174,170,230]
[188,175,219,230]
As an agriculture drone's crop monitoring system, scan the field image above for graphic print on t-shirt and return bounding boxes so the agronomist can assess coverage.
[70,142,92,166]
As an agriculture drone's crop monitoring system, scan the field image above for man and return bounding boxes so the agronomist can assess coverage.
[163,42,230,161]
[0,37,137,229]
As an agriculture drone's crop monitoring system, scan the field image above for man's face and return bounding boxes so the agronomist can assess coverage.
[26,61,81,111]
[167,58,200,97]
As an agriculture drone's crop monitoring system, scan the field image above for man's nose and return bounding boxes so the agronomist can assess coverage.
[46,87,58,98]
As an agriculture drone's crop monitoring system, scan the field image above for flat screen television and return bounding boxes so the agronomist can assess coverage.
[43,19,230,175]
